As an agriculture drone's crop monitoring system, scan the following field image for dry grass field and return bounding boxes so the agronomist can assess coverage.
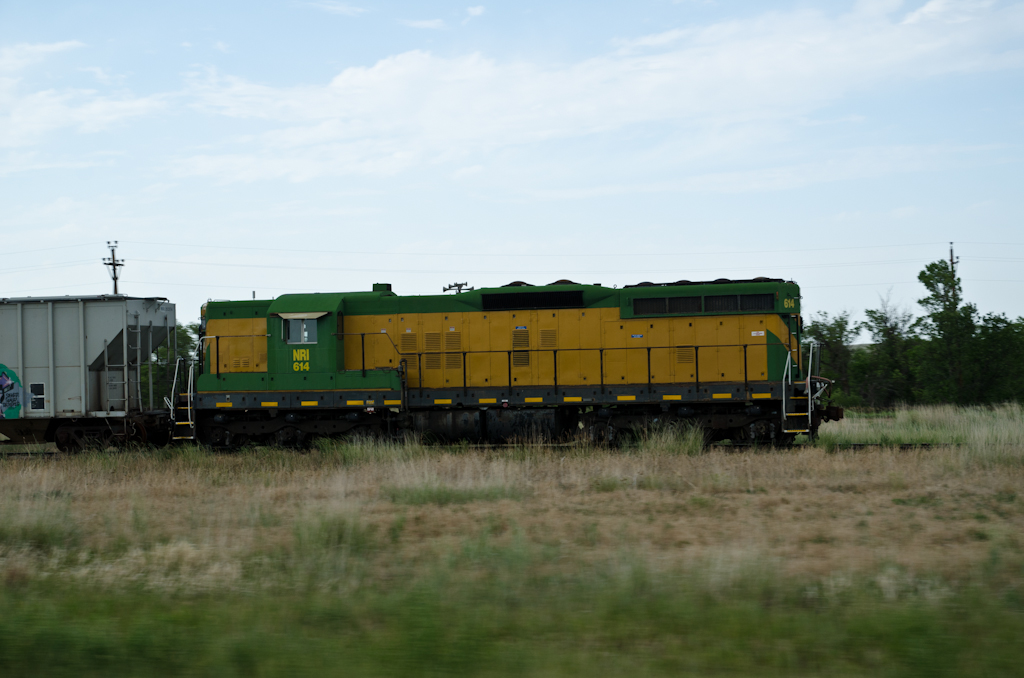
[2,405,1024,676]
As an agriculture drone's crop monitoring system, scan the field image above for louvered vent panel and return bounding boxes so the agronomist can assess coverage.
[512,351,530,367]
[676,347,695,364]
[667,297,702,313]
[540,329,557,348]
[445,353,462,370]
[739,294,775,311]
[425,333,441,352]
[512,329,530,349]
[404,355,419,372]
[425,354,441,370]
[445,332,461,351]
[633,298,667,315]
[705,295,739,312]
[400,334,417,353]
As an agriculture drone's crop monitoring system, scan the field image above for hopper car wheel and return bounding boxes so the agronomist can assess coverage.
[54,427,83,453]
[124,424,148,448]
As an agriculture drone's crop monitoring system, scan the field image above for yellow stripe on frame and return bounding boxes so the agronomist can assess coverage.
[563,396,582,402]
[215,402,233,408]
[712,393,732,399]
[752,393,772,399]
[617,395,636,401]
[261,402,278,407]
[346,400,364,406]
[478,398,497,404]
[301,401,318,406]
[525,397,543,403]
[384,400,402,405]
[662,395,682,401]
[435,399,452,405]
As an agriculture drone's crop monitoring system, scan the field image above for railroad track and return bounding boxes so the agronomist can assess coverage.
[1,441,952,458]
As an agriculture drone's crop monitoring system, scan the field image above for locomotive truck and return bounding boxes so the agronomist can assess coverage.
[0,278,842,450]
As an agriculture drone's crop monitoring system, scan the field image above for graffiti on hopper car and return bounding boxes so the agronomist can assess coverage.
[0,365,23,419]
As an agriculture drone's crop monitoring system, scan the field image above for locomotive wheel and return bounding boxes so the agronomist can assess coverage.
[275,426,305,449]
[588,423,616,446]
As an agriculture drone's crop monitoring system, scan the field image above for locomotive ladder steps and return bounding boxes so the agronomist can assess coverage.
[783,401,811,434]
[170,357,198,442]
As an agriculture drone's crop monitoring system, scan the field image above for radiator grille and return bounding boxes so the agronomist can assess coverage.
[445,332,461,352]
[425,332,441,353]
[704,295,739,312]
[540,329,557,349]
[400,333,417,353]
[740,293,775,311]
[633,298,666,315]
[425,354,441,370]
[512,351,530,367]
[667,296,702,313]
[445,353,462,370]
[404,355,418,372]
[633,296,702,315]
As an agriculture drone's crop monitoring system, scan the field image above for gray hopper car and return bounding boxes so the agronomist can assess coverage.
[0,295,176,451]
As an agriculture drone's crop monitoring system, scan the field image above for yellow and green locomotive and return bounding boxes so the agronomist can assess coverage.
[186,278,841,446]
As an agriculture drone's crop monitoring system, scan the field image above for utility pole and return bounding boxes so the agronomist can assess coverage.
[949,241,958,277]
[104,241,124,294]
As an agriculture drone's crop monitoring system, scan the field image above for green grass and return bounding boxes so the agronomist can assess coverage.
[0,505,81,553]
[818,404,1024,457]
[3,557,1024,677]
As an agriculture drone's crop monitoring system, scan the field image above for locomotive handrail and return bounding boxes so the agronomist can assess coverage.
[337,333,798,398]
[197,329,804,403]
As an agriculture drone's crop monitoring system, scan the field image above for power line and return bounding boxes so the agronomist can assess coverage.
[128,256,933,275]
[121,239,951,258]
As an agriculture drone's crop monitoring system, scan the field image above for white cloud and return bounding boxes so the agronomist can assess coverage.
[79,66,118,84]
[903,0,995,24]
[0,41,164,148]
[402,19,446,29]
[214,41,230,53]
[0,41,83,72]
[181,42,193,48]
[467,6,485,17]
[0,150,107,177]
[303,1,366,16]
[612,28,690,52]
[175,3,1024,183]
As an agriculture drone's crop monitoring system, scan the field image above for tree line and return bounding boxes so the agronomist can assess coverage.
[804,259,1024,408]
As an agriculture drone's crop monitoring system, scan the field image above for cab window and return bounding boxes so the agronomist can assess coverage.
[285,318,317,344]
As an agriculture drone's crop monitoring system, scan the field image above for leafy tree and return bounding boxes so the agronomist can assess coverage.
[803,311,857,401]
[971,313,1024,403]
[912,260,978,403]
[139,322,199,410]
[850,295,918,408]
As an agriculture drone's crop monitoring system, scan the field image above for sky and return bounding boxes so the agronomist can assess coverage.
[1,0,1023,333]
